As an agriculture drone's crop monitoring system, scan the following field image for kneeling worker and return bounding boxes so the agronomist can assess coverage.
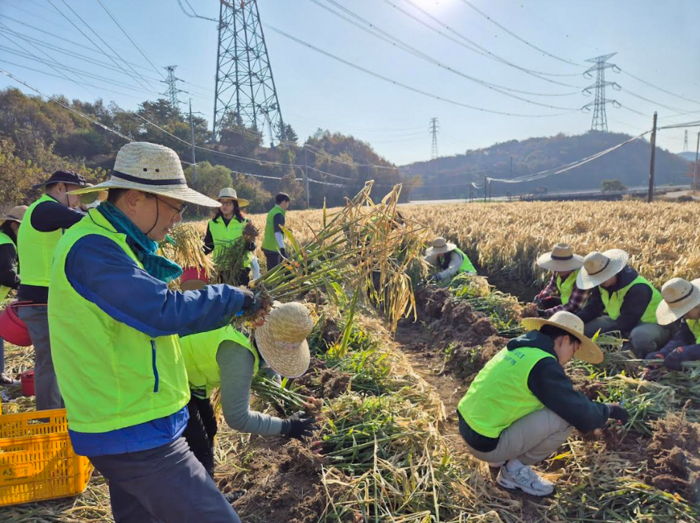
[424,237,476,285]
[457,311,628,496]
[534,243,588,317]
[180,302,318,476]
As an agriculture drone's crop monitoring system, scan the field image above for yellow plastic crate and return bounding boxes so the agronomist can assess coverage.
[0,408,94,506]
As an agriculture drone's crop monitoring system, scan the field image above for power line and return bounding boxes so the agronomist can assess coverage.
[620,70,700,108]
[175,0,218,22]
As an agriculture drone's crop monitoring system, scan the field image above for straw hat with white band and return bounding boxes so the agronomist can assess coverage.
[656,277,700,325]
[68,142,220,208]
[425,237,457,258]
[0,205,28,226]
[254,302,315,378]
[218,188,249,208]
[576,249,629,290]
[522,311,604,364]
[536,243,584,272]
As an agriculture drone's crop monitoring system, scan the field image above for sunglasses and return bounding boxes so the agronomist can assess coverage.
[156,196,187,218]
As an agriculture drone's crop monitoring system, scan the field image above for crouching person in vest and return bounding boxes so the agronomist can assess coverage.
[646,277,700,370]
[424,237,476,285]
[180,303,318,476]
[49,143,269,523]
[457,312,628,496]
[534,244,588,317]
[576,249,669,358]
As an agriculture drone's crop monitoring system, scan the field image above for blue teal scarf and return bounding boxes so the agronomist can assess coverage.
[98,202,182,283]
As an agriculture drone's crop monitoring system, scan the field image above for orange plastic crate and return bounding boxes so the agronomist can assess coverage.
[0,408,94,506]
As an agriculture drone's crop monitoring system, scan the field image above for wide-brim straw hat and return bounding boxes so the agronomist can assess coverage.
[218,188,249,207]
[522,311,604,364]
[254,302,315,378]
[68,142,220,208]
[425,237,457,258]
[576,249,629,290]
[656,277,700,325]
[0,205,28,226]
[537,243,584,272]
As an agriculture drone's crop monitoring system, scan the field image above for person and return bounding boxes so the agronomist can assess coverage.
[17,170,88,410]
[575,249,669,357]
[261,192,290,271]
[48,142,269,523]
[180,302,317,476]
[534,243,588,317]
[0,206,27,386]
[457,311,628,496]
[646,277,700,370]
[203,187,260,285]
[424,237,476,285]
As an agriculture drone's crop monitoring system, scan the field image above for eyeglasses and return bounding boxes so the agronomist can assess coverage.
[156,196,187,218]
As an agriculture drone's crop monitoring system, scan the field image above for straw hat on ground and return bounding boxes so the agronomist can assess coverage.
[218,188,249,207]
[522,311,604,364]
[656,277,700,325]
[576,249,629,290]
[425,237,457,258]
[536,244,584,272]
[68,142,220,208]
[254,302,315,378]
[0,206,28,227]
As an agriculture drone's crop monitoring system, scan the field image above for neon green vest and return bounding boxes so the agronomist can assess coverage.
[600,275,662,324]
[0,232,16,301]
[687,319,700,344]
[18,194,69,288]
[458,347,555,438]
[180,326,260,398]
[556,270,579,306]
[208,217,251,267]
[454,247,476,274]
[262,205,285,252]
[48,209,189,433]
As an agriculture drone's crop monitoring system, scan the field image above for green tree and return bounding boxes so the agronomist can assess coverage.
[602,179,627,192]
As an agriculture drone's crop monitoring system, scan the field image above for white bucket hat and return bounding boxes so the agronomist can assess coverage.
[254,302,315,378]
[656,277,700,325]
[536,244,584,272]
[0,205,28,226]
[425,237,457,258]
[522,311,604,364]
[218,188,249,207]
[576,249,629,290]
[68,142,220,208]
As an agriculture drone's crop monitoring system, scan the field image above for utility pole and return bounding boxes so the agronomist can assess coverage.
[483,175,489,202]
[694,132,700,193]
[647,112,658,203]
[582,53,621,132]
[429,117,439,160]
[303,147,310,208]
[683,130,689,152]
[189,98,197,184]
[509,156,513,178]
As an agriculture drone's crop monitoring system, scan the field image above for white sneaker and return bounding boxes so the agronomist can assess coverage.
[496,465,554,496]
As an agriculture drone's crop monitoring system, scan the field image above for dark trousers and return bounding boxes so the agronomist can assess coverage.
[182,394,218,476]
[263,249,281,271]
[90,437,240,523]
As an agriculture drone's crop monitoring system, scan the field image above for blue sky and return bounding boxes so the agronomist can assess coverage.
[1,0,699,165]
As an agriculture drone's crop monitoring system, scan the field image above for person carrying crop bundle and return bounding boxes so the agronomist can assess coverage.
[48,142,270,523]
[533,244,589,317]
[261,192,290,271]
[645,277,700,370]
[575,249,670,357]
[17,170,89,410]
[180,302,318,476]
[457,311,629,496]
[424,237,476,285]
[203,188,260,285]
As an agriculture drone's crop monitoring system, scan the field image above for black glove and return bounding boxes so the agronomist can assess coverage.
[239,288,259,313]
[281,411,317,440]
[606,404,629,424]
[664,347,687,371]
[246,241,257,252]
[279,248,288,259]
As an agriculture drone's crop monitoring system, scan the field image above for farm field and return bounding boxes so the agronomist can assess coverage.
[2,199,699,522]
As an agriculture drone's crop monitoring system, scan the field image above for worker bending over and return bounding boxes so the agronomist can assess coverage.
[424,237,476,285]
[534,243,588,317]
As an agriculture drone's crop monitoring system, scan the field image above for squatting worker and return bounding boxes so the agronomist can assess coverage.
[261,192,290,271]
[49,142,268,523]
[424,237,476,285]
[180,302,318,476]
[534,243,588,317]
[17,170,88,410]
[457,311,629,497]
[575,249,669,357]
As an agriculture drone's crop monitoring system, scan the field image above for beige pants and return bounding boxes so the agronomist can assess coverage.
[466,408,573,466]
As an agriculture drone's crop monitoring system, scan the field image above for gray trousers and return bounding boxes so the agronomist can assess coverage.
[90,437,240,523]
[583,316,670,358]
[17,305,63,410]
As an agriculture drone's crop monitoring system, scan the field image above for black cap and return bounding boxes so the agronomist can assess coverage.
[32,170,89,190]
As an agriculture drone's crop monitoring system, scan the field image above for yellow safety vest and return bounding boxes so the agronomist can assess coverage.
[556,270,579,306]
[686,319,700,344]
[600,275,662,324]
[0,232,16,301]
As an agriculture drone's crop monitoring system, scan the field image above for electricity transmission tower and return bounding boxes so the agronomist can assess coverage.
[429,117,439,160]
[582,53,621,132]
[684,130,689,152]
[162,65,185,108]
[213,0,286,144]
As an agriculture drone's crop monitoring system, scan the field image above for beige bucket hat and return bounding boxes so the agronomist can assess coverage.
[68,142,220,208]
[218,188,249,207]
[254,302,315,378]
[425,237,457,258]
[536,243,584,272]
[576,249,629,290]
[522,311,604,364]
[656,277,700,325]
[0,205,28,226]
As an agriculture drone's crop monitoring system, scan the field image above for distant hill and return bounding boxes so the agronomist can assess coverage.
[401,131,691,200]
[677,151,697,162]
